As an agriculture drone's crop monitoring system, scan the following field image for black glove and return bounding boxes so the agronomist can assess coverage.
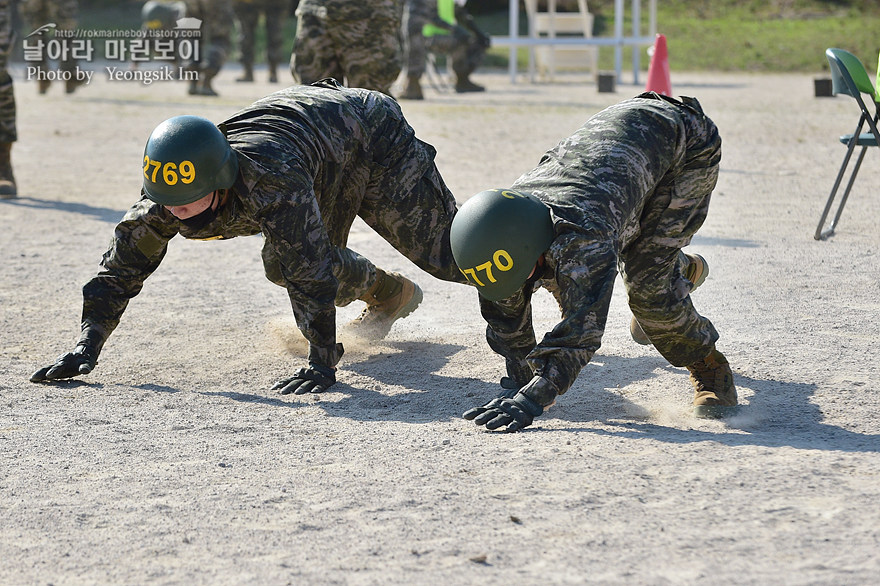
[462,392,543,433]
[30,344,98,383]
[272,363,336,395]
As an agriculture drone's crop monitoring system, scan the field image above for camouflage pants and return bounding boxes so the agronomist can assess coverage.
[233,0,288,68]
[291,0,401,94]
[185,0,234,74]
[0,0,14,143]
[619,95,722,367]
[262,166,465,305]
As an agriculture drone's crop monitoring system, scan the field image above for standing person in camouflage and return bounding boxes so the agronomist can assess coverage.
[451,92,738,432]
[0,0,16,198]
[140,1,187,71]
[400,0,488,100]
[290,0,401,95]
[29,79,468,396]
[183,0,234,96]
[20,0,81,94]
[232,0,288,83]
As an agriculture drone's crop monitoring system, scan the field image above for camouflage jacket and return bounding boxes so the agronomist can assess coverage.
[481,92,722,402]
[80,80,438,368]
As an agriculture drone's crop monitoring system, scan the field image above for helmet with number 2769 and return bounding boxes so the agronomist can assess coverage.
[142,115,239,207]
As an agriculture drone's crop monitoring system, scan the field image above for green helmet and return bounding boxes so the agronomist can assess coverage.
[142,115,239,206]
[141,1,182,30]
[450,188,554,301]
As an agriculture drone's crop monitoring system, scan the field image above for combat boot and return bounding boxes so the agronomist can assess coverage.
[687,347,738,418]
[454,77,485,93]
[268,62,278,83]
[237,64,254,82]
[630,252,709,345]
[348,269,423,340]
[399,75,423,100]
[0,142,16,199]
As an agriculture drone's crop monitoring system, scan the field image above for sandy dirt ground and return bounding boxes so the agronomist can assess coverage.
[2,61,879,585]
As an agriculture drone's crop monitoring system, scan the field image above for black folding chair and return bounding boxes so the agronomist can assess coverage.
[815,48,880,240]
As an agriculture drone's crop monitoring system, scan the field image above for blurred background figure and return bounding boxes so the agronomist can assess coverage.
[182,0,234,96]
[233,0,289,83]
[141,0,187,70]
[0,0,16,198]
[290,0,400,95]
[400,0,489,100]
[20,0,81,94]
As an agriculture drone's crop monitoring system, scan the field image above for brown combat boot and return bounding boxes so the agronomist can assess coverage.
[687,347,738,418]
[236,64,254,82]
[631,252,709,345]
[0,142,16,199]
[348,269,423,340]
[399,75,423,100]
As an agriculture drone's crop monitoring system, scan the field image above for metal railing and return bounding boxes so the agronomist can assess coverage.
[492,0,658,84]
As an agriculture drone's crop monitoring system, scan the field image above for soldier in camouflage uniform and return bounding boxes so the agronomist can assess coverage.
[232,0,288,83]
[0,0,16,198]
[400,0,488,100]
[290,0,401,95]
[20,0,81,94]
[30,80,468,396]
[182,0,234,95]
[453,92,738,432]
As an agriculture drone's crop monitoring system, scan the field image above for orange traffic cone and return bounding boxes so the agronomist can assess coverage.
[646,33,672,96]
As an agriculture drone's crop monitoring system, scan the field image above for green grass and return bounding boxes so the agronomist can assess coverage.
[473,1,880,74]
[57,1,880,75]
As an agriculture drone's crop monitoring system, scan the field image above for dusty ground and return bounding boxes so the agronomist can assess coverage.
[2,62,879,585]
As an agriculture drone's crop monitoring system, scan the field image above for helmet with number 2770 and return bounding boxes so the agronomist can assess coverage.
[450,188,554,301]
[142,115,239,207]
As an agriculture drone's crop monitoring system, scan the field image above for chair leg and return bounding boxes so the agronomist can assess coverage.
[424,53,450,93]
[815,143,865,240]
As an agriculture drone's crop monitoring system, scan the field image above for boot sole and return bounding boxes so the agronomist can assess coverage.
[629,317,652,345]
[684,253,709,289]
[392,282,423,322]
[694,404,740,419]
[347,280,423,340]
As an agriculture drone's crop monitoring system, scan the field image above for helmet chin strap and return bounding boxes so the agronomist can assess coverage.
[180,190,220,231]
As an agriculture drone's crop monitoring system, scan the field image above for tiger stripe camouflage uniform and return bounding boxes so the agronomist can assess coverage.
[291,0,401,94]
[232,0,288,82]
[481,92,722,407]
[77,80,465,369]
[183,0,234,95]
[0,0,16,144]
[0,0,16,197]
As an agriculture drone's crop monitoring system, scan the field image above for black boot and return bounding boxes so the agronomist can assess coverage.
[236,64,254,82]
[0,142,17,199]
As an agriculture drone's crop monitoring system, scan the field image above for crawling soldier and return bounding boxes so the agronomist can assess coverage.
[30,79,466,394]
[452,92,738,431]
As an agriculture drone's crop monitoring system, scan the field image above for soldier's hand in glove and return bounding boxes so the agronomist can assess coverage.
[272,363,336,395]
[30,344,98,383]
[462,392,543,433]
